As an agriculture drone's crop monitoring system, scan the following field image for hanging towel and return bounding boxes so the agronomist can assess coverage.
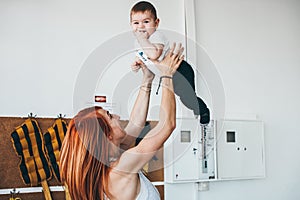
[11,118,52,200]
[43,118,68,182]
[11,118,51,186]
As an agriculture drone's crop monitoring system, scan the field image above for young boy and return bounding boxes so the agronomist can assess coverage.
[130,1,210,125]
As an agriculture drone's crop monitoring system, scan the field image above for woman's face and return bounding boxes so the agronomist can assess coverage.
[98,108,125,142]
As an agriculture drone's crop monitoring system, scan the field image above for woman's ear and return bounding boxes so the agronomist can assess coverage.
[108,134,113,140]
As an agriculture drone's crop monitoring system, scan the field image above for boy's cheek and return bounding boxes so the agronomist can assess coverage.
[130,24,137,31]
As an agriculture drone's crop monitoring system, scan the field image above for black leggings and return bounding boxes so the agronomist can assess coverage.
[173,60,210,123]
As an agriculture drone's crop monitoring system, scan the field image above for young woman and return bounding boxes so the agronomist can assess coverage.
[60,43,184,200]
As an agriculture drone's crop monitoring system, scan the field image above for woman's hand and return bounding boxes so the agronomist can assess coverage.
[141,63,155,82]
[154,43,184,76]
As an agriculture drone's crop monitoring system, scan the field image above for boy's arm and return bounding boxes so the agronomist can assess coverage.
[138,38,164,60]
[135,31,164,60]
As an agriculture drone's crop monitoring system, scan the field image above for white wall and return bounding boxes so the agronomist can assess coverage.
[2,0,300,198]
[0,0,185,118]
[195,0,300,199]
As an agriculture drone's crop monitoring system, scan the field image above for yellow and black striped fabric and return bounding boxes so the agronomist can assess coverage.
[43,118,67,183]
[11,118,51,186]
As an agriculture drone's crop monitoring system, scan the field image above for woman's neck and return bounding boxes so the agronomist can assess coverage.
[109,143,121,161]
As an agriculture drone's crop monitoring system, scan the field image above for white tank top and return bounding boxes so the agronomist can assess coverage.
[136,171,161,200]
[104,171,160,200]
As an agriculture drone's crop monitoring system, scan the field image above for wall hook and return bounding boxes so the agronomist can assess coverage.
[10,188,21,200]
[27,112,37,118]
[57,113,66,119]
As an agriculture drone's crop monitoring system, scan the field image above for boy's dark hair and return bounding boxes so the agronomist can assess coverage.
[130,1,157,20]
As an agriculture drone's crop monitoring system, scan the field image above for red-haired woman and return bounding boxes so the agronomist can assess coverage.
[60,43,184,200]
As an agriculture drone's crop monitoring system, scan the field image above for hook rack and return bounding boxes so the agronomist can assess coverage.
[27,112,37,118]
[57,113,66,119]
[10,188,21,200]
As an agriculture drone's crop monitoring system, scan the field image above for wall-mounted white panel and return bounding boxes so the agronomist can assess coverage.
[164,118,200,182]
[217,120,265,180]
[173,118,200,181]
[164,118,216,183]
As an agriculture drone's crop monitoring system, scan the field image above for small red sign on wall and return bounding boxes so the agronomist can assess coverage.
[95,95,107,103]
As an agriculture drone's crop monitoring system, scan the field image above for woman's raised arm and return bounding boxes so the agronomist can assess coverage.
[121,59,155,150]
[116,43,184,173]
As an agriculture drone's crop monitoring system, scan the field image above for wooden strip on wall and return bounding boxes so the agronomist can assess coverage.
[0,117,164,199]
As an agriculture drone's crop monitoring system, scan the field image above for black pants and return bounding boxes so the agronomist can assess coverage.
[173,60,210,124]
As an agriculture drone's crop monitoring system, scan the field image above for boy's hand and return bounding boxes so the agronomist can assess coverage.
[131,57,155,80]
[131,57,143,72]
[134,29,149,41]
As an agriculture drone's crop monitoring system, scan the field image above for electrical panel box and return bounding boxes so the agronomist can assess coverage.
[164,119,265,183]
[164,118,216,183]
[216,120,265,180]
[164,119,266,200]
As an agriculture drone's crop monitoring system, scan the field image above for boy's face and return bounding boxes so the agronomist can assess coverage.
[130,11,159,36]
